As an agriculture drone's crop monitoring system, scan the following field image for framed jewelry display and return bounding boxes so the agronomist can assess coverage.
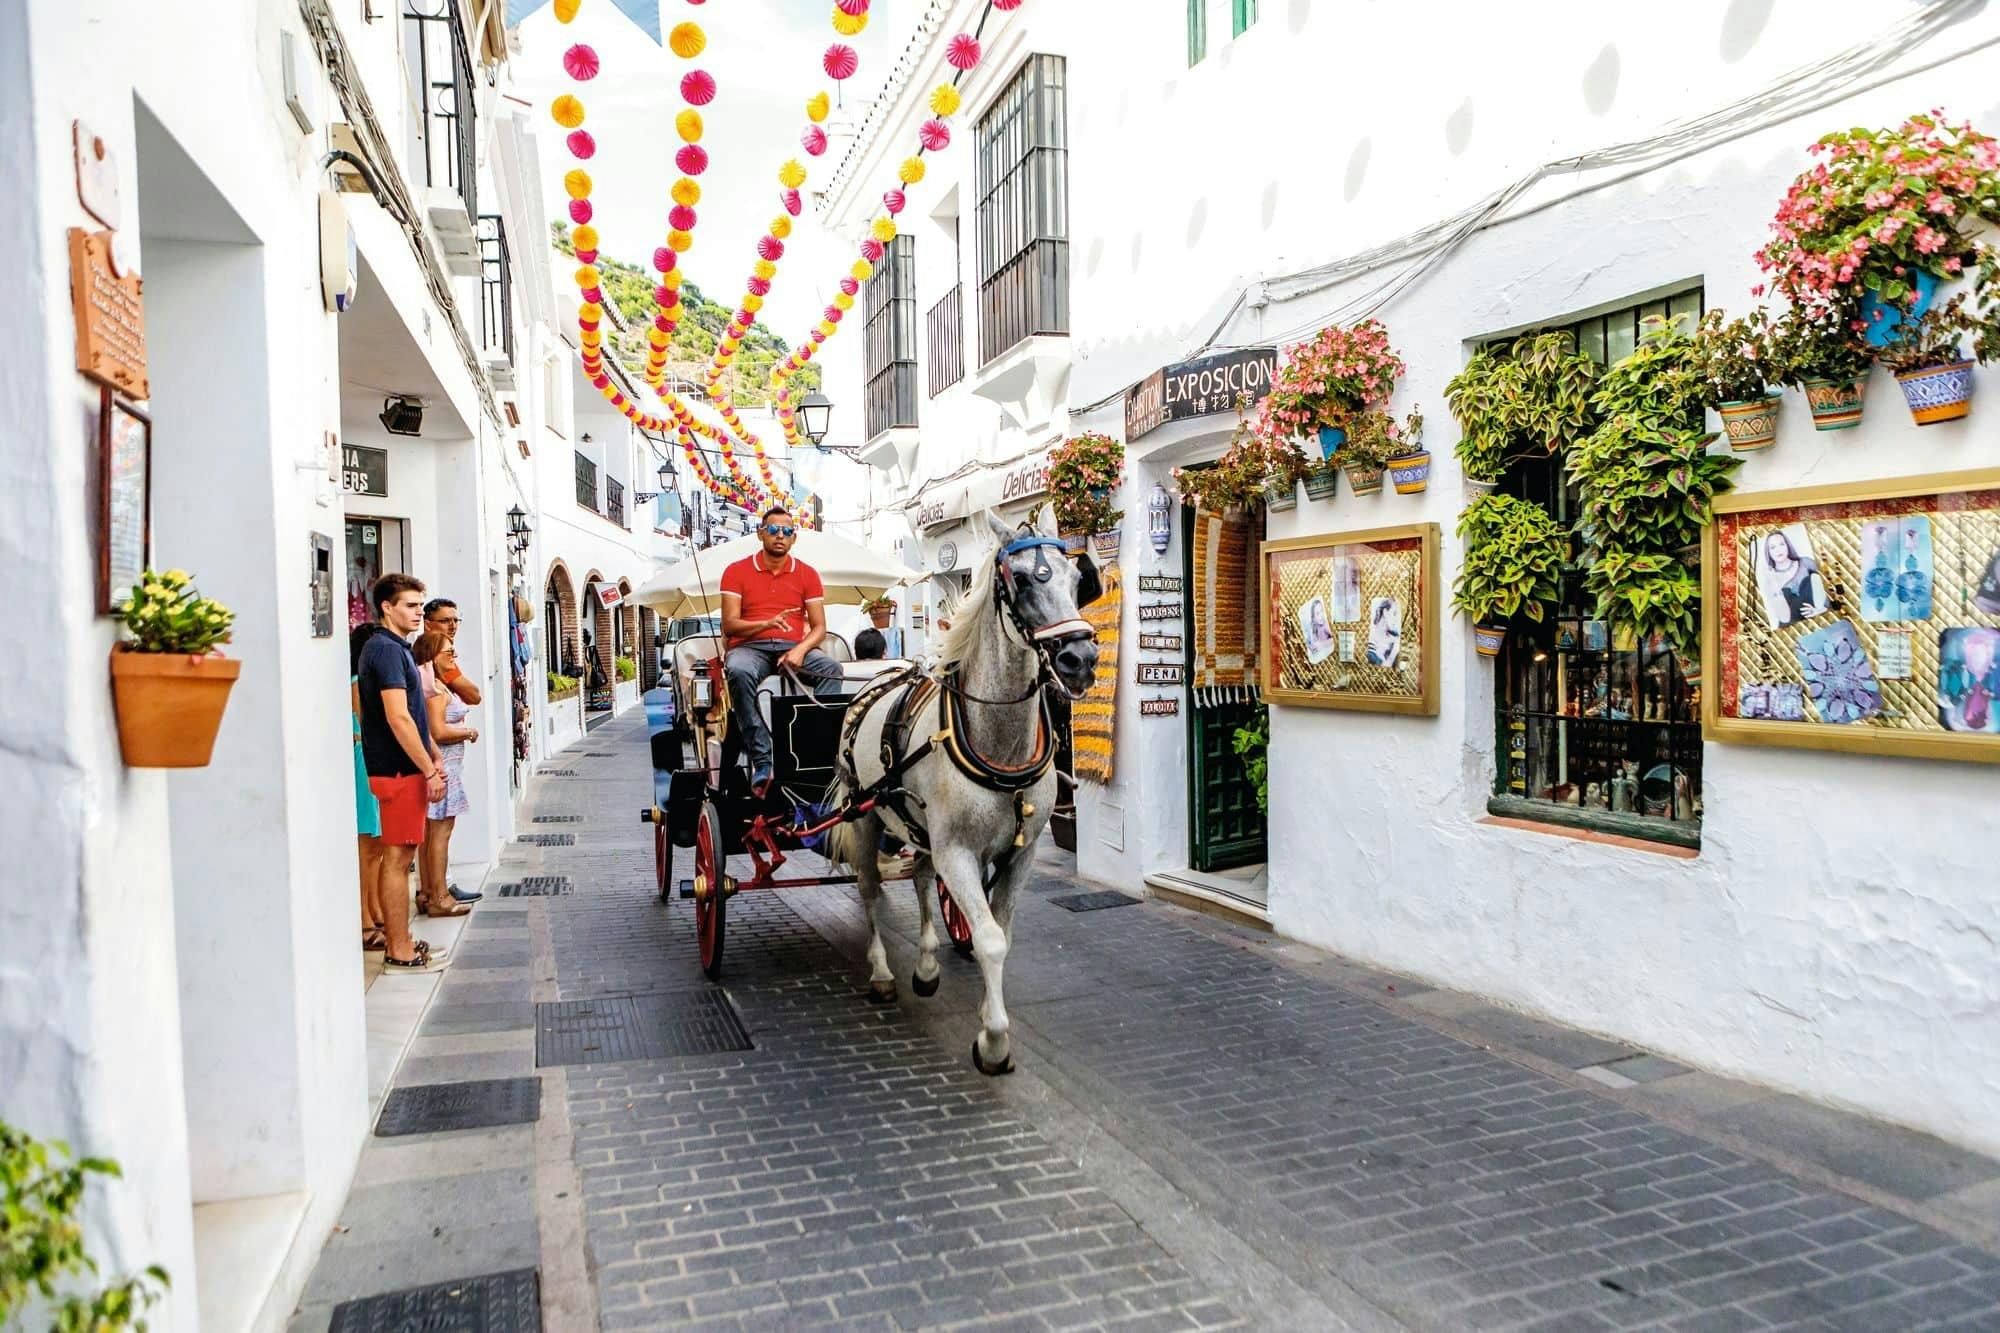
[1259,523,1440,715]
[1703,467,2000,763]
[98,390,151,613]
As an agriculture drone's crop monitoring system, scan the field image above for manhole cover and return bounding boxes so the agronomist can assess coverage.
[495,877,571,897]
[536,990,753,1066]
[532,815,582,823]
[1051,891,1143,913]
[541,768,575,776]
[375,1077,541,1137]
[329,1268,539,1332]
[517,833,575,846]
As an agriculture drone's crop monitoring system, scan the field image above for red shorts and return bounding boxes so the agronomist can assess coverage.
[369,774,429,846]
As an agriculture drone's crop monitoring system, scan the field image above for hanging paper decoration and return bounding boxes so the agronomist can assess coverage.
[568,198,591,224]
[551,94,585,128]
[918,119,950,151]
[929,84,960,117]
[675,109,704,142]
[801,124,828,156]
[781,187,803,216]
[945,34,980,70]
[680,70,716,105]
[668,22,706,58]
[563,169,592,198]
[898,156,926,184]
[806,91,830,122]
[993,0,1022,9]
[823,43,858,80]
[566,130,596,159]
[835,0,869,13]
[562,44,600,80]
[882,188,906,215]
[554,0,580,20]
[831,8,867,37]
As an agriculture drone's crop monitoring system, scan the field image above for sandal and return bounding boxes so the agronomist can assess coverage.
[421,897,473,918]
[383,941,446,971]
[362,928,388,952]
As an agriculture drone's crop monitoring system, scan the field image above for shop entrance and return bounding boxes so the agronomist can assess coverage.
[1180,504,1267,877]
[344,516,407,629]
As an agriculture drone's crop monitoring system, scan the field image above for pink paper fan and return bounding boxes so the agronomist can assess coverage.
[566,129,596,159]
[801,124,828,156]
[569,199,593,224]
[680,70,717,105]
[859,238,885,261]
[669,204,698,231]
[575,248,597,264]
[811,330,826,343]
[993,0,1022,9]
[781,188,803,216]
[747,277,772,296]
[582,285,604,304]
[826,306,844,324]
[835,0,868,13]
[883,188,906,215]
[654,310,672,328]
[823,43,858,80]
[653,246,675,272]
[735,308,755,327]
[563,43,600,80]
[675,144,709,175]
[839,277,859,296]
[757,235,785,261]
[945,34,980,70]
[918,119,950,151]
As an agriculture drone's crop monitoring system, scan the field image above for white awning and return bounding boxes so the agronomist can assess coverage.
[901,444,1056,530]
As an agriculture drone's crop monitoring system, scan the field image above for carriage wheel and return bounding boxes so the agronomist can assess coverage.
[693,800,727,981]
[654,817,672,904]
[937,877,975,958]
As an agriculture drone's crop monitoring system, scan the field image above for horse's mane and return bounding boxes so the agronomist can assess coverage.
[933,537,997,673]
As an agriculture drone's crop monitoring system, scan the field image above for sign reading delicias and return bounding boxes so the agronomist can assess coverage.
[1125,347,1276,442]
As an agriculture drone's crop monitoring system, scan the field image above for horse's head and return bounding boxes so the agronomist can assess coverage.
[985,513,1100,699]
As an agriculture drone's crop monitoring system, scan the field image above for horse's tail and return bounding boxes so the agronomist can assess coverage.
[822,774,861,870]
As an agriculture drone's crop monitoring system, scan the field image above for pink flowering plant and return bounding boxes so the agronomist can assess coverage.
[1255,319,1405,446]
[1045,431,1125,534]
[1754,111,2000,317]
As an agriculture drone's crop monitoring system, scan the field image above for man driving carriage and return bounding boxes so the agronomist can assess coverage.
[720,505,845,793]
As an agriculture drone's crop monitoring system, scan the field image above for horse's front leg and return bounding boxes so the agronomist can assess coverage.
[935,844,1013,1075]
[852,814,897,1003]
[909,853,941,997]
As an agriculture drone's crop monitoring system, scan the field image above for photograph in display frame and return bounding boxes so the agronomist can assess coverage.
[98,390,150,613]
[1259,523,1439,714]
[1703,467,2000,763]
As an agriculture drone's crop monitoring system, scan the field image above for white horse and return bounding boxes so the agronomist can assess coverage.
[827,512,1100,1074]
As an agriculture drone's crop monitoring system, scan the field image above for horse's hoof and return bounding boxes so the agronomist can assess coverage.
[867,979,898,1004]
[972,1039,1014,1077]
[911,969,940,998]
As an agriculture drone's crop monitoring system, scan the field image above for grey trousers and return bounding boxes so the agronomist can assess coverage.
[724,639,843,775]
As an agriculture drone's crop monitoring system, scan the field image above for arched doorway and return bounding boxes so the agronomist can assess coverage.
[544,561,579,679]
[639,607,660,689]
[583,568,613,716]
[617,577,638,688]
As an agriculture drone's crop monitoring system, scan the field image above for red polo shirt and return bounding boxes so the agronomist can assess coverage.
[720,552,824,648]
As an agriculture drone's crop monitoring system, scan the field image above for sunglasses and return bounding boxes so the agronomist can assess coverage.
[763,524,797,537]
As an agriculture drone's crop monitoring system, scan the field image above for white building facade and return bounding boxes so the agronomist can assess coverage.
[825,0,2000,1157]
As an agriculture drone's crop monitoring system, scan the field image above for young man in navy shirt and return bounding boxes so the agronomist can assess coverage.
[357,573,449,970]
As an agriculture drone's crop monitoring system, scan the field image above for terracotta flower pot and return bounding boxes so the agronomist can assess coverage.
[1343,461,1385,496]
[109,649,241,768]
[1388,450,1431,494]
[1801,376,1867,431]
[1895,360,1975,425]
[868,609,893,628]
[1718,392,1782,451]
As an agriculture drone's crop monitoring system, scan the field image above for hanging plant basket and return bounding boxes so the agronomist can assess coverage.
[1894,360,1975,425]
[1090,527,1122,562]
[1262,478,1298,512]
[1302,464,1339,501]
[1060,531,1088,556]
[1388,450,1432,494]
[110,649,241,767]
[1343,460,1385,496]
[1802,376,1868,431]
[1718,393,1783,452]
[1472,623,1508,657]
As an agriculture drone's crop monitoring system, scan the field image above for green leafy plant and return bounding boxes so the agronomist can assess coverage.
[861,595,895,616]
[1174,407,1309,510]
[547,671,579,697]
[1761,304,1874,385]
[1444,332,1597,483]
[1,1121,168,1330]
[114,570,233,655]
[1879,294,1975,374]
[613,655,638,682]
[1453,493,1570,625]
[1692,308,1776,405]
[1231,710,1270,815]
[1583,553,1702,652]
[1255,319,1404,446]
[1335,409,1405,470]
[1045,432,1125,534]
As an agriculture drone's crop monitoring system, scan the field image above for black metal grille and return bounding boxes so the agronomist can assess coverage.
[375,1077,541,1136]
[927,283,963,396]
[516,833,575,847]
[606,477,625,528]
[329,1269,540,1333]
[402,0,478,219]
[1051,890,1142,913]
[864,235,918,439]
[477,213,514,364]
[535,991,753,1067]
[495,876,572,896]
[574,452,597,511]
[976,54,1068,365]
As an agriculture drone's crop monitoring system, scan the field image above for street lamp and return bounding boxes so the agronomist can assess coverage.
[798,391,833,446]
[506,504,527,538]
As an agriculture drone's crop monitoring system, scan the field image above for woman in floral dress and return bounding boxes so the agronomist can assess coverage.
[413,631,477,917]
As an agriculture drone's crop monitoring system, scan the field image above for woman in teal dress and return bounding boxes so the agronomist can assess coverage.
[352,625,386,950]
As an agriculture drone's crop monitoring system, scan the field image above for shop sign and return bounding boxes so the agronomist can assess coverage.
[935,539,959,572]
[1124,347,1276,442]
[1138,632,1182,652]
[592,582,623,610]
[903,445,1055,528]
[68,228,148,399]
[1137,601,1181,622]
[1140,696,1180,717]
[1137,574,1182,594]
[342,444,389,496]
[1137,662,1184,686]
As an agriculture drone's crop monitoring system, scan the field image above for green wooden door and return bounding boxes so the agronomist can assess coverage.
[1181,503,1268,872]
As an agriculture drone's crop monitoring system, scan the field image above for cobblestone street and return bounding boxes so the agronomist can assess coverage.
[295,715,2000,1331]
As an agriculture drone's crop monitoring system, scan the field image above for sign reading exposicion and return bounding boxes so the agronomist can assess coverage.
[1124,347,1277,442]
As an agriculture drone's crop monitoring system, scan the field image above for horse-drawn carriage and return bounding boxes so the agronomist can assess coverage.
[632,518,1101,1075]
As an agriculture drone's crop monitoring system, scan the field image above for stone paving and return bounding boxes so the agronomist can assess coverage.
[294,709,2000,1331]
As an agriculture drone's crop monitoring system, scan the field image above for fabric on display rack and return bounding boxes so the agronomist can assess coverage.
[1071,564,1121,783]
[1191,508,1258,706]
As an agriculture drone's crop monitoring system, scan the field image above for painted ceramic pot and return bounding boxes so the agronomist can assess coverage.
[1718,392,1782,451]
[1060,531,1088,556]
[1472,623,1507,657]
[1316,425,1346,461]
[1302,465,1338,501]
[1802,376,1867,431]
[1895,360,1974,425]
[1388,450,1431,494]
[1462,476,1497,499]
[1263,478,1298,511]
[1090,527,1121,562]
[1343,461,1385,496]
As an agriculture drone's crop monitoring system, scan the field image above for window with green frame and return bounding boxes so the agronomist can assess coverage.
[1187,0,1206,66]
[1232,0,1257,36]
[1491,288,1707,846]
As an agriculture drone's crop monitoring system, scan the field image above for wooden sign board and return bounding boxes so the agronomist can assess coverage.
[1137,662,1185,685]
[1138,632,1182,652]
[1137,601,1181,622]
[69,229,148,399]
[1140,696,1180,717]
[1138,574,1183,594]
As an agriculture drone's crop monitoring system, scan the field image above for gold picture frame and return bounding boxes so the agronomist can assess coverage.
[1702,466,2000,764]
[1259,523,1440,715]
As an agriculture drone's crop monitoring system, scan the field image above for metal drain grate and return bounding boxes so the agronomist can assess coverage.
[329,1268,540,1332]
[541,768,575,776]
[495,876,572,897]
[374,1077,541,1137]
[583,751,617,756]
[536,990,753,1066]
[516,833,575,846]
[532,814,582,823]
[1051,890,1143,913]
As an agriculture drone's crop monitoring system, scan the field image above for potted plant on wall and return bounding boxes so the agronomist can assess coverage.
[1046,431,1125,551]
[1693,309,1784,451]
[1257,318,1406,461]
[1337,409,1400,496]
[1445,331,1597,494]
[1386,407,1430,493]
[548,671,579,700]
[1881,297,1979,425]
[1453,492,1569,655]
[863,595,896,629]
[1174,409,1308,514]
[1763,303,1875,430]
[108,569,239,768]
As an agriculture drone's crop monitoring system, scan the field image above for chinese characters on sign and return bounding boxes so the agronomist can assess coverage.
[342,444,389,497]
[1124,348,1277,442]
[69,229,148,399]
